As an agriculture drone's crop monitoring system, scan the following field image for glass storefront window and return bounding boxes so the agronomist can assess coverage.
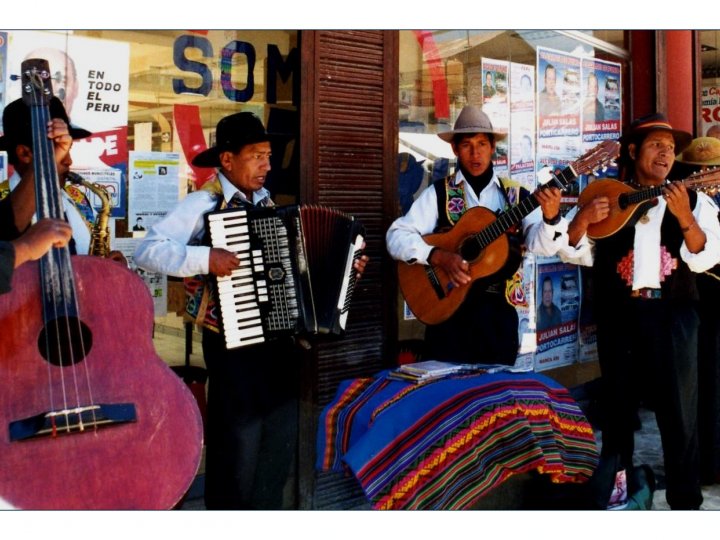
[398,29,628,201]
[0,30,299,203]
[699,30,720,140]
[397,30,629,370]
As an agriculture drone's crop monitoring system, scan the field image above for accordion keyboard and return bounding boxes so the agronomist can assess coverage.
[208,209,300,349]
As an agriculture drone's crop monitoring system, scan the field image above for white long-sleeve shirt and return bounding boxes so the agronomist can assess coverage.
[559,191,720,289]
[133,172,272,277]
[386,170,575,265]
[9,171,94,255]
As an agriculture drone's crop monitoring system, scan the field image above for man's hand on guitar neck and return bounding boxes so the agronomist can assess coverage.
[568,196,610,246]
[429,247,471,287]
[534,185,563,224]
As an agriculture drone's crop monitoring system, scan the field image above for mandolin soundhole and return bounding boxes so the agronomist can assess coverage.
[37,317,93,367]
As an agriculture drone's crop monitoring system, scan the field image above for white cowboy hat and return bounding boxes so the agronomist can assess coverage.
[437,105,507,143]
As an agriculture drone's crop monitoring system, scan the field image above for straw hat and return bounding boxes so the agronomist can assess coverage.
[437,105,507,143]
[675,136,720,166]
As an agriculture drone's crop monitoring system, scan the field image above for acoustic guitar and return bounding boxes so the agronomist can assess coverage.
[578,168,720,239]
[0,59,203,509]
[397,140,620,325]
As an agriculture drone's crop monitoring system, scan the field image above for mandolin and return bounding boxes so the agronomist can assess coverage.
[397,140,620,325]
[0,59,203,509]
[578,168,720,239]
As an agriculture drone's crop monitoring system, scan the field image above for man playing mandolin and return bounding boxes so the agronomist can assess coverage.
[564,113,720,510]
[387,105,573,365]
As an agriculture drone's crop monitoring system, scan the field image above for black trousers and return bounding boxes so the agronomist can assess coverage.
[596,298,702,510]
[423,288,519,365]
[202,329,299,510]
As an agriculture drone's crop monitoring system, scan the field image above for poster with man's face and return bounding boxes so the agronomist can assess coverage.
[5,31,129,133]
[4,31,130,217]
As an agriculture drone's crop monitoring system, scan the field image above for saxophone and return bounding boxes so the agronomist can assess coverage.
[67,172,112,257]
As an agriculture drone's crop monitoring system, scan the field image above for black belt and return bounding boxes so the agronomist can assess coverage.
[630,288,662,300]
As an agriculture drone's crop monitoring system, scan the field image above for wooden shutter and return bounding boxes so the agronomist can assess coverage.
[297,30,399,509]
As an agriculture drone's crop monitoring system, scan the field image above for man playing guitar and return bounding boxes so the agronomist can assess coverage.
[387,105,572,365]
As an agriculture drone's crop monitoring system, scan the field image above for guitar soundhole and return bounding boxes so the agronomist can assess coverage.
[459,238,482,262]
[38,317,93,367]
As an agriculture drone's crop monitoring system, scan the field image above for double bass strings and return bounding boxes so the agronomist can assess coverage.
[27,65,98,433]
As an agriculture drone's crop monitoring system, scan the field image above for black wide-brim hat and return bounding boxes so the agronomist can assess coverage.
[0,96,91,151]
[620,112,692,154]
[191,111,286,168]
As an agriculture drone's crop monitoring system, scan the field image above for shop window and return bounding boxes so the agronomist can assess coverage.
[0,29,298,322]
[396,30,629,371]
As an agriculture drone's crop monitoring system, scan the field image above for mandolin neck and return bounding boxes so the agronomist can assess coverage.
[624,173,719,207]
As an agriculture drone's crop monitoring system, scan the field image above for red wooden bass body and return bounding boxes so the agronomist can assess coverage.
[0,257,203,509]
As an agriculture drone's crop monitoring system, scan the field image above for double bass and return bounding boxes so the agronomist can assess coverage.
[0,59,203,509]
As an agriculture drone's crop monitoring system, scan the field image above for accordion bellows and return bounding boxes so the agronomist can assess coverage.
[207,204,365,349]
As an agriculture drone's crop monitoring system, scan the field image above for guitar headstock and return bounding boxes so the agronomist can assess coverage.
[685,166,720,196]
[545,139,621,191]
[20,58,54,108]
[573,140,621,177]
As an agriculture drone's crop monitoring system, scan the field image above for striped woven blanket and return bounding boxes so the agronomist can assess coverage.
[317,370,598,510]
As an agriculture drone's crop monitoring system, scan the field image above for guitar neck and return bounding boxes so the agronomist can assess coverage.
[475,164,576,248]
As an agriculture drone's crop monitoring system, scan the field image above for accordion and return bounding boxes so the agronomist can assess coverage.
[207,204,366,349]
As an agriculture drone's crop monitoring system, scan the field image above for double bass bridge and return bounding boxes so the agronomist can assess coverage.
[8,403,137,442]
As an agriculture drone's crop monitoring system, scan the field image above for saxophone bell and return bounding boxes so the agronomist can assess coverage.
[67,171,112,257]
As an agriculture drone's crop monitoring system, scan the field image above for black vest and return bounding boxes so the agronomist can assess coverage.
[593,189,699,304]
[432,174,530,292]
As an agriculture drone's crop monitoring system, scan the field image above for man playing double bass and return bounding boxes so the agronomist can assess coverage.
[0,96,124,264]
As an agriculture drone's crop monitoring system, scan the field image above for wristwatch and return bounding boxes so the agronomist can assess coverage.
[543,213,561,226]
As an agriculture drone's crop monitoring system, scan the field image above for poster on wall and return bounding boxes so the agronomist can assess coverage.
[536,47,582,161]
[701,80,720,139]
[509,62,536,191]
[128,151,181,233]
[534,258,580,371]
[4,31,130,218]
[112,237,167,317]
[482,58,510,176]
[5,31,129,132]
[581,57,622,145]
